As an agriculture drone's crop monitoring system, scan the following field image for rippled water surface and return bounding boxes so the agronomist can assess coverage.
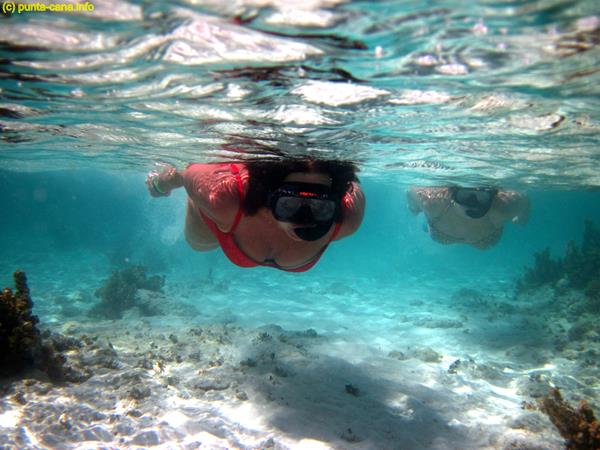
[2,0,599,187]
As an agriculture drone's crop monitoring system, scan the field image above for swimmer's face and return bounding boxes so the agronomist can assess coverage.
[274,172,337,242]
[451,187,497,219]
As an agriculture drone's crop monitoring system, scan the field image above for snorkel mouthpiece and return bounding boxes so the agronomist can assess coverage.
[451,187,498,219]
[293,221,334,241]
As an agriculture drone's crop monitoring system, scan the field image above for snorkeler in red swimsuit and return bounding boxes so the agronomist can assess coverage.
[146,159,365,272]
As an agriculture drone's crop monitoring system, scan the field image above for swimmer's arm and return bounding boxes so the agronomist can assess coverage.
[335,182,365,239]
[407,188,424,214]
[511,194,530,225]
[496,191,530,225]
[146,164,184,197]
[407,187,448,219]
[181,163,245,229]
[146,163,243,229]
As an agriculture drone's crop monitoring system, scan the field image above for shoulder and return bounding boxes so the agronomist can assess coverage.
[493,189,529,212]
[185,163,248,195]
[408,187,451,204]
[408,186,451,217]
[418,186,451,200]
[495,190,526,204]
[492,190,530,224]
[334,181,365,240]
[183,163,249,227]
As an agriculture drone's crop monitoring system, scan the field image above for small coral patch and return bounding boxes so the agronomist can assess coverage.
[540,388,600,450]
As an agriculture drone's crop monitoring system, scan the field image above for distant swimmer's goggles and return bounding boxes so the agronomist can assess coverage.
[452,187,498,219]
[270,182,340,224]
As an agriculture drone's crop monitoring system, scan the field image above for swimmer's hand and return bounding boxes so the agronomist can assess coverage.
[146,163,183,197]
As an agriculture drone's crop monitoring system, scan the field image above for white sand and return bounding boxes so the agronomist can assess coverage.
[2,271,591,449]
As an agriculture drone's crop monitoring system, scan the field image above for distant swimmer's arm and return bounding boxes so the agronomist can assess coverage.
[495,191,530,225]
[407,187,450,220]
[335,181,366,240]
[511,193,530,225]
[407,188,424,214]
[146,163,184,197]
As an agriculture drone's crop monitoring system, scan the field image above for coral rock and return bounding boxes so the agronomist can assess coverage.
[89,265,165,319]
[0,271,41,375]
[1,271,81,382]
[540,388,600,450]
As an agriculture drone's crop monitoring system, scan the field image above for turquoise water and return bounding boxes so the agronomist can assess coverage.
[1,1,600,449]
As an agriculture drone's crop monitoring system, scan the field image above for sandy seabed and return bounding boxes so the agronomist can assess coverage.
[1,277,597,450]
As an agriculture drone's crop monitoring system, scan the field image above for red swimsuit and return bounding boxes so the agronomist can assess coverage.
[199,164,342,272]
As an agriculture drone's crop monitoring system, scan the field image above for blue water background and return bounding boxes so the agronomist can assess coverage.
[1,169,599,329]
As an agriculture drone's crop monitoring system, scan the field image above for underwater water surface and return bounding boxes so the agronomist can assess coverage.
[1,0,600,449]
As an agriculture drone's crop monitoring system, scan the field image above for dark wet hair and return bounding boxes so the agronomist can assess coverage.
[242,159,359,216]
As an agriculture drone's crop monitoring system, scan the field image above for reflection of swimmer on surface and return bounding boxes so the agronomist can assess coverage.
[146,159,365,272]
[407,186,529,249]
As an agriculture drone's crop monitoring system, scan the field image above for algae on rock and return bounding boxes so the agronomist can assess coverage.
[0,271,40,375]
[90,265,165,319]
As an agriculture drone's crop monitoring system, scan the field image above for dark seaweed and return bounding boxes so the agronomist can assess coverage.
[517,220,600,310]
[89,265,165,319]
